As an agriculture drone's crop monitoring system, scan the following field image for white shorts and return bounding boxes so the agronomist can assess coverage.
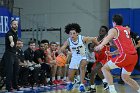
[69,56,87,69]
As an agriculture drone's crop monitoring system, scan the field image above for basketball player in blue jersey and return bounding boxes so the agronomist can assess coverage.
[58,23,99,92]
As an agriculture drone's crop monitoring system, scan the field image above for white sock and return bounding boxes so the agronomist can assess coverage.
[63,77,66,80]
[91,84,95,89]
[109,85,116,91]
[57,76,61,80]
[72,82,75,84]
[137,88,140,93]
[102,78,107,83]
[67,82,74,84]
[52,77,55,81]
[47,78,50,82]
[67,81,75,84]
[77,75,80,81]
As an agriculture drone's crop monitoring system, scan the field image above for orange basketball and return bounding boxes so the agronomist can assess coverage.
[56,54,67,67]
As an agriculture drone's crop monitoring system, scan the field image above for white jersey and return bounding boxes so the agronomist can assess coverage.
[68,35,87,69]
[86,51,96,63]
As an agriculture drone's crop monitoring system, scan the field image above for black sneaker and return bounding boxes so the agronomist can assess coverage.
[13,85,20,91]
[84,77,90,81]
[87,87,96,93]
[47,81,53,86]
[103,82,109,90]
[118,79,125,85]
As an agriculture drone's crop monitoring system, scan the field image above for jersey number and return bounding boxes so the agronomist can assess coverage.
[76,46,82,54]
[76,47,80,54]
[124,30,130,38]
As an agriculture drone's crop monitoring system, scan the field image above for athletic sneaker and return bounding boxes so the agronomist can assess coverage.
[87,87,96,92]
[103,82,109,90]
[79,84,85,92]
[52,80,59,85]
[47,81,53,86]
[66,83,74,91]
[57,80,66,85]
[74,78,80,84]
[84,77,90,81]
[118,79,125,85]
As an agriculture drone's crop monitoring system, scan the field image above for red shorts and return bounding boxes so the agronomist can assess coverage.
[111,53,138,72]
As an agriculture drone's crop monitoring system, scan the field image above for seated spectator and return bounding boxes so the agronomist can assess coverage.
[34,40,51,85]
[24,41,39,86]
[16,39,29,87]
[49,42,65,85]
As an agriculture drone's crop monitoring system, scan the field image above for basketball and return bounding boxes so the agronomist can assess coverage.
[56,54,67,67]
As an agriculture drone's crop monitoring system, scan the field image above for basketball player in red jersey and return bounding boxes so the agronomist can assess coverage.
[95,14,140,93]
[88,26,111,92]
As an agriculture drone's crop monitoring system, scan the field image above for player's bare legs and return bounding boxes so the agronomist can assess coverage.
[121,73,140,91]
[79,59,88,91]
[101,63,116,93]
[80,59,87,84]
[66,69,77,91]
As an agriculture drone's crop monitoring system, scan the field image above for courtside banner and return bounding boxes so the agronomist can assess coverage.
[0,7,21,37]
[0,7,11,37]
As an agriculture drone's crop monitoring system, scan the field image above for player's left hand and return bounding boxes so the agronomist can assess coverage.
[94,44,104,51]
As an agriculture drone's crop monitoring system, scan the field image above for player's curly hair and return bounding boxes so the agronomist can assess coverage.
[65,23,81,34]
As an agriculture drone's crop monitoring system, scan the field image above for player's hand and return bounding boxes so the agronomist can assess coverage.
[59,53,65,56]
[67,51,72,55]
[35,64,41,67]
[94,44,104,51]
[10,42,14,47]
[105,51,113,56]
[49,60,56,64]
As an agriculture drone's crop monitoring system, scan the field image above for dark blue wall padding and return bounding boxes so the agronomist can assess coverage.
[133,9,140,35]
[109,8,132,29]
[109,8,140,34]
[109,8,140,75]
[0,7,21,37]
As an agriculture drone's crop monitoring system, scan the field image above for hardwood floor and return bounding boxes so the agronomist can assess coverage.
[1,75,140,93]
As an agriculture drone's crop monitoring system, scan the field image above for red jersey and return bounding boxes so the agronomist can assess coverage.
[95,45,111,64]
[113,26,137,55]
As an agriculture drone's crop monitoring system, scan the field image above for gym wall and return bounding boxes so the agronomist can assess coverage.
[109,0,140,75]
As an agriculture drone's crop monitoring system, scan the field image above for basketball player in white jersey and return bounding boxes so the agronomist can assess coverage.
[58,23,99,92]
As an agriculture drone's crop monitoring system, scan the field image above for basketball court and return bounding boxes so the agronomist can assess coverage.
[0,75,140,93]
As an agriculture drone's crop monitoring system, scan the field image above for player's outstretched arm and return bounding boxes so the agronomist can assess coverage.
[58,41,68,54]
[83,36,99,45]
